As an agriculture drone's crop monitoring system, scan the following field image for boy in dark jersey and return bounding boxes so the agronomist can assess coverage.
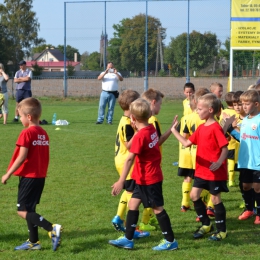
[2,97,62,251]
[109,98,178,251]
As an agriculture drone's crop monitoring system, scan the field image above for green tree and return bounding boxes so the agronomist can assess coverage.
[57,45,81,62]
[67,62,75,76]
[31,44,54,56]
[108,14,165,74]
[166,30,218,75]
[31,61,44,76]
[80,51,89,70]
[0,0,45,69]
[84,52,101,70]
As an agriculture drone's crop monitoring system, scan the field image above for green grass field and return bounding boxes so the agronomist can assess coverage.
[0,97,259,260]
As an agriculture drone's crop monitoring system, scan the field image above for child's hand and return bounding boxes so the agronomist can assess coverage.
[111,181,124,196]
[2,173,10,184]
[209,161,221,171]
[171,115,179,132]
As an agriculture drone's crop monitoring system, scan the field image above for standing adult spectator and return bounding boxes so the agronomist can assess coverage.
[13,60,32,122]
[0,63,9,124]
[96,62,123,125]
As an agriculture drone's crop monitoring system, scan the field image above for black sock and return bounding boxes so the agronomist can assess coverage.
[214,202,226,232]
[156,209,174,242]
[254,192,260,216]
[26,219,39,243]
[193,198,210,226]
[125,210,139,240]
[26,212,53,232]
[243,188,254,211]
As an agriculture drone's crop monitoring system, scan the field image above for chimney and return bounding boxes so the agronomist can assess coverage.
[74,53,77,62]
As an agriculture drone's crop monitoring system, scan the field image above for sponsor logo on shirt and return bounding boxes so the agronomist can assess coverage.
[149,132,159,148]
[32,134,49,146]
[241,133,259,140]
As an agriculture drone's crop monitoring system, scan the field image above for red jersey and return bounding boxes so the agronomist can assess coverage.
[189,122,228,181]
[130,124,163,185]
[8,126,49,178]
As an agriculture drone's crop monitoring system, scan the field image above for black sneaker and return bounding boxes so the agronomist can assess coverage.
[13,118,19,122]
[96,121,102,124]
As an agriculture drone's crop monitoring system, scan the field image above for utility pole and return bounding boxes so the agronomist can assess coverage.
[155,26,164,76]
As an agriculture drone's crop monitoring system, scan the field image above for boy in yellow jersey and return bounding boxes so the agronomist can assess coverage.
[112,90,150,239]
[219,92,237,187]
[138,88,174,231]
[183,82,195,116]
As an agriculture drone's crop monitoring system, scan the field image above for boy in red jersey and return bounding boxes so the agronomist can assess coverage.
[171,93,229,241]
[108,98,178,251]
[2,97,62,251]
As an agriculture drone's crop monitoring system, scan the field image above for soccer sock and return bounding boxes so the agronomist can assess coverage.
[254,192,260,216]
[156,209,174,242]
[126,192,133,205]
[214,202,226,232]
[243,188,254,211]
[193,198,210,226]
[26,219,39,243]
[200,189,210,205]
[228,159,235,182]
[141,208,153,224]
[207,196,214,209]
[125,210,139,240]
[116,190,128,220]
[181,182,191,207]
[26,212,53,232]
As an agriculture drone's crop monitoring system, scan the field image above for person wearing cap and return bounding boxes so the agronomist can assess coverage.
[13,60,32,122]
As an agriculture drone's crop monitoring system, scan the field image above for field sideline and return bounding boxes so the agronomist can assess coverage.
[0,97,259,260]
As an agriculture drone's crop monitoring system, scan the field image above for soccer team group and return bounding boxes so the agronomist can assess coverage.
[108,81,260,251]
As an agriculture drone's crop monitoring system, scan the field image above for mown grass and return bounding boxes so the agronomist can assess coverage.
[0,97,259,260]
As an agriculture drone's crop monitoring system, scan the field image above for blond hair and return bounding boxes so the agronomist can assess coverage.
[194,87,210,102]
[18,97,42,120]
[130,98,151,122]
[210,82,223,92]
[198,93,221,115]
[240,90,259,103]
[118,89,140,111]
[141,88,164,102]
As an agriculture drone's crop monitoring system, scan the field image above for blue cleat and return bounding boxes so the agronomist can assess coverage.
[152,239,178,251]
[133,229,150,239]
[14,239,41,250]
[48,224,62,251]
[108,236,134,249]
[111,215,125,232]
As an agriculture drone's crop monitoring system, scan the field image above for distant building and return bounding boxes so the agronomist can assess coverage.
[26,48,80,72]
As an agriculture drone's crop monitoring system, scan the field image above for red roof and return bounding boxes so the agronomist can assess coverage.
[26,61,80,67]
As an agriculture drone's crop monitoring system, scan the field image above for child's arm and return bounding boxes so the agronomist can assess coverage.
[111,152,136,196]
[171,116,192,147]
[2,147,28,184]
[209,146,228,171]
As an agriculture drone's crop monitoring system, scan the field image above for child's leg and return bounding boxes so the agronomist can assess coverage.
[242,183,254,211]
[228,159,235,186]
[181,177,192,209]
[26,212,53,232]
[154,207,174,242]
[115,190,128,220]
[211,194,226,232]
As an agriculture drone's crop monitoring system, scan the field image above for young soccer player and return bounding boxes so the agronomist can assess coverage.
[220,92,237,187]
[1,97,62,251]
[171,93,229,241]
[183,82,195,116]
[109,98,178,251]
[112,89,149,238]
[229,90,260,224]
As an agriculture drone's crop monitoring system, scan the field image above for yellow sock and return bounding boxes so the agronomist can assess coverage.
[116,190,128,220]
[126,191,133,205]
[200,189,210,205]
[228,159,235,182]
[181,182,191,207]
[207,196,214,209]
[141,208,153,224]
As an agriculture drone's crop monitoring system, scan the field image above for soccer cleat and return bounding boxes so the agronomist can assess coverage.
[238,210,254,220]
[111,215,125,232]
[48,224,62,251]
[149,215,159,226]
[14,239,41,250]
[193,224,214,239]
[108,236,134,249]
[207,207,215,217]
[152,239,178,251]
[181,205,190,212]
[208,231,227,241]
[138,222,156,231]
[254,216,260,225]
[133,229,150,239]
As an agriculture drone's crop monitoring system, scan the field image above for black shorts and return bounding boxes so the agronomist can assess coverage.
[193,177,229,195]
[227,149,235,160]
[124,179,136,192]
[239,169,260,184]
[131,182,164,208]
[17,177,45,212]
[178,167,194,178]
[16,89,32,103]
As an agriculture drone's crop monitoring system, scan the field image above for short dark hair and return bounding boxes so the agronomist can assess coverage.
[184,82,195,91]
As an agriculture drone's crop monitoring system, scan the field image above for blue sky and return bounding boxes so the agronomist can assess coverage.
[1,0,231,54]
